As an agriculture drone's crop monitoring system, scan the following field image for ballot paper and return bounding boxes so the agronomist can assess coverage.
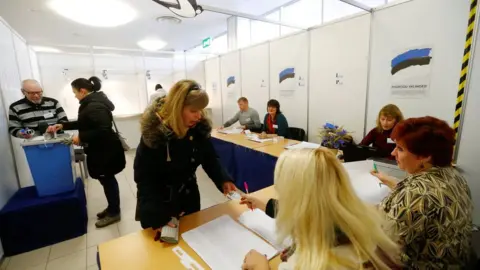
[218,128,243,134]
[345,168,391,204]
[238,209,291,251]
[182,215,278,270]
[285,141,321,150]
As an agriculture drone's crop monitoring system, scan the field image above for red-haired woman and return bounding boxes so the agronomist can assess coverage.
[372,116,473,269]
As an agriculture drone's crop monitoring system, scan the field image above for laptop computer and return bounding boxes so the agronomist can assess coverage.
[342,144,384,162]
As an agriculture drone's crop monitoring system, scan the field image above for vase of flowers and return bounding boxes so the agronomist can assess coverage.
[318,123,352,151]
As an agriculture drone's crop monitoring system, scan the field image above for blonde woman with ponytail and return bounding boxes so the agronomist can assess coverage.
[134,80,237,231]
[241,148,400,270]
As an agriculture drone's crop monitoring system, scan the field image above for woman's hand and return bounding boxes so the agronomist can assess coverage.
[46,124,63,134]
[222,181,237,195]
[242,250,270,270]
[371,171,398,189]
[240,195,267,212]
[258,132,267,139]
[72,135,80,146]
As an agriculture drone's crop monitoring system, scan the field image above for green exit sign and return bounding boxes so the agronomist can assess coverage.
[202,37,212,48]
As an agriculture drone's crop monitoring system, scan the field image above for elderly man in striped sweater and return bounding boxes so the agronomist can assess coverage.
[8,79,68,138]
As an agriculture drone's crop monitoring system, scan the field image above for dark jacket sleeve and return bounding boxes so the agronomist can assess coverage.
[276,114,289,137]
[135,143,172,229]
[360,128,376,146]
[200,137,234,191]
[78,104,112,144]
[266,199,277,218]
[61,121,79,131]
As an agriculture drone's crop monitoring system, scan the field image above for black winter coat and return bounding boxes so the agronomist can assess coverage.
[134,98,233,229]
[63,92,126,179]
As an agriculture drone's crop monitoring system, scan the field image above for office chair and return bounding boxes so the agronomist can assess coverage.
[288,127,306,141]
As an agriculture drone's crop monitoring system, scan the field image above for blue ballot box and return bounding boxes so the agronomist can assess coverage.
[22,135,77,197]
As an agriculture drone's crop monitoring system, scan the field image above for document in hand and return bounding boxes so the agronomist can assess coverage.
[238,209,291,251]
[284,141,321,150]
[182,215,278,270]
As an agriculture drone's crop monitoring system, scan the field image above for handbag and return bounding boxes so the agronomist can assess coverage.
[112,119,131,151]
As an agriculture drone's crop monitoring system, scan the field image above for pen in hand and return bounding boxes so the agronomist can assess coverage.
[373,163,383,187]
[244,182,253,211]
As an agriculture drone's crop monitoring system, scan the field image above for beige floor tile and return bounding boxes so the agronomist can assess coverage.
[87,265,99,270]
[86,224,120,247]
[46,249,86,270]
[86,246,97,267]
[117,219,143,236]
[49,235,87,261]
[7,246,50,270]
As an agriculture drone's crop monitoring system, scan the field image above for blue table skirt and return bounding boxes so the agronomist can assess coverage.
[0,179,87,256]
[210,137,277,193]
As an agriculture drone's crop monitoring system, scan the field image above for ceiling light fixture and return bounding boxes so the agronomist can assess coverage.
[31,46,62,53]
[137,39,167,51]
[48,0,136,27]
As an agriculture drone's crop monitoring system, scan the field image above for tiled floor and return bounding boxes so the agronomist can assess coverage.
[0,151,228,270]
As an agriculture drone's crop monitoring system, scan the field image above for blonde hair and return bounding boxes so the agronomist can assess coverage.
[159,80,209,138]
[376,104,404,132]
[274,148,399,270]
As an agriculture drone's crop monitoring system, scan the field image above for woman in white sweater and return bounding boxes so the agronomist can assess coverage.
[240,148,400,270]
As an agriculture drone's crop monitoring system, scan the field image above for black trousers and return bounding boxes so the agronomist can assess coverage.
[98,175,121,215]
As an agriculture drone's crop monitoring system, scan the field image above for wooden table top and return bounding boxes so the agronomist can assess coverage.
[211,130,277,149]
[99,186,279,270]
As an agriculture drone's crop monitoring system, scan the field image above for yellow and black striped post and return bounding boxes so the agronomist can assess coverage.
[454,0,478,145]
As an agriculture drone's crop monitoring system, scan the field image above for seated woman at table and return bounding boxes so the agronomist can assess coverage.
[371,116,473,269]
[260,99,289,138]
[134,79,237,231]
[360,104,403,159]
[240,148,400,270]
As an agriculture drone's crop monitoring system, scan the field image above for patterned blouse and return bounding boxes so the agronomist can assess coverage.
[380,167,473,269]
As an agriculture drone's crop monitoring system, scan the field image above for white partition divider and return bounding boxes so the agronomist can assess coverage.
[308,14,371,144]
[144,56,174,101]
[220,50,242,125]
[269,32,309,132]
[366,0,469,130]
[12,34,32,80]
[205,57,223,127]
[186,54,207,88]
[241,43,270,118]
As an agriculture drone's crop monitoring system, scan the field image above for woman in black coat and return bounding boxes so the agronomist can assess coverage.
[135,79,237,231]
[50,76,126,228]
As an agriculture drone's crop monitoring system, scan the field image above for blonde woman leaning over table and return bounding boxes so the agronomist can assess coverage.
[371,116,474,269]
[240,148,400,270]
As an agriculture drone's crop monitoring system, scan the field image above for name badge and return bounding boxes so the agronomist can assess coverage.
[44,112,54,119]
[273,124,279,129]
[245,118,251,122]
[387,138,395,144]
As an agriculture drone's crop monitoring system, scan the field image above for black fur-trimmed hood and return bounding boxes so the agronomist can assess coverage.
[140,97,212,149]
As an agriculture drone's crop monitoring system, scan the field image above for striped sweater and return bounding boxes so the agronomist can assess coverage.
[8,97,68,137]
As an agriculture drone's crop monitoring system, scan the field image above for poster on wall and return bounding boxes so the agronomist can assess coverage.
[278,67,296,97]
[226,76,236,98]
[390,47,433,98]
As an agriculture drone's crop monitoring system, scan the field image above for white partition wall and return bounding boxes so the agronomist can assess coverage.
[220,51,242,125]
[308,14,371,143]
[144,56,174,100]
[185,54,207,88]
[241,43,270,117]
[205,57,223,127]
[12,34,32,80]
[269,32,309,131]
[366,0,470,130]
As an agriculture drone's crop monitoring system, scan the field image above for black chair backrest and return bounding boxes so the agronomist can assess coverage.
[288,127,306,141]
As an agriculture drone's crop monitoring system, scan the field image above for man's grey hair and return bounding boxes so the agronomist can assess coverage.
[21,79,43,91]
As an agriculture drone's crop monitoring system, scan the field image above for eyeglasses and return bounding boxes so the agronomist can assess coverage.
[23,90,43,96]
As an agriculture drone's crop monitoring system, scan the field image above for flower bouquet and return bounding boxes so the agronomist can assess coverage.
[319,123,351,149]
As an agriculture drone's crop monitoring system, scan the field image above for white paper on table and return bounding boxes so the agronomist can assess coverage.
[345,168,391,205]
[30,136,46,141]
[285,141,320,150]
[218,128,243,134]
[247,134,273,143]
[238,209,291,251]
[182,215,278,270]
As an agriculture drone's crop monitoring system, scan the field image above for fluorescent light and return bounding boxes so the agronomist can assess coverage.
[137,39,167,51]
[31,46,62,53]
[48,0,136,27]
